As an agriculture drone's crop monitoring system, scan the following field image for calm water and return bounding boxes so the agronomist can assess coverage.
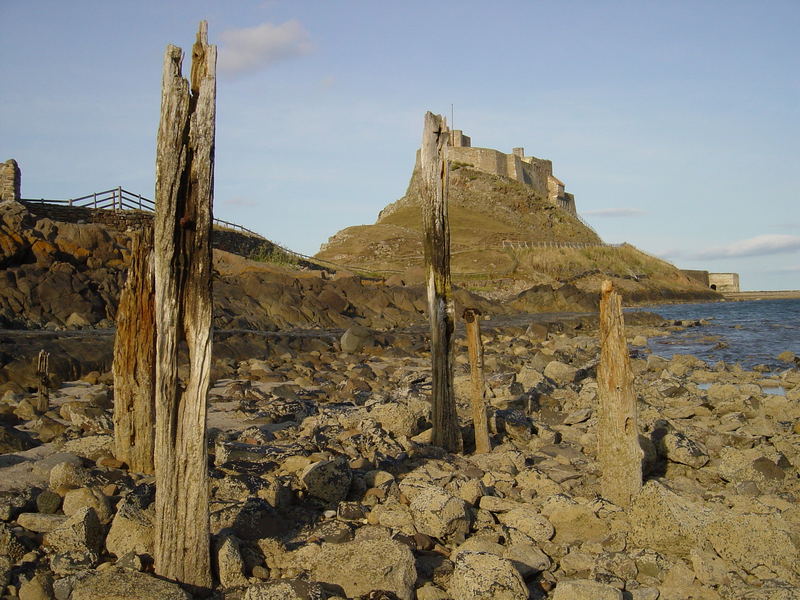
[628,298,800,370]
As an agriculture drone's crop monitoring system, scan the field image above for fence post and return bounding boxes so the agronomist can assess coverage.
[35,350,50,414]
[93,192,97,209]
[117,186,122,211]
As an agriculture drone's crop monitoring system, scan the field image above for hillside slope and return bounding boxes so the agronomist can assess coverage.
[317,165,717,303]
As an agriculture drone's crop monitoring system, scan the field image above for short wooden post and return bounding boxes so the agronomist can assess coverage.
[112,228,156,473]
[597,280,643,506]
[463,308,490,454]
[152,21,216,588]
[420,111,461,453]
[35,350,50,413]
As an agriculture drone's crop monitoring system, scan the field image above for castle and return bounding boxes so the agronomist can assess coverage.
[445,130,577,215]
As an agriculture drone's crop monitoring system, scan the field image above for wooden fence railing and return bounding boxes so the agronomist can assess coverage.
[22,187,266,240]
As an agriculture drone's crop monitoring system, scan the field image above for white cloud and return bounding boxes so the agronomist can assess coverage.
[218,20,312,77]
[693,234,800,259]
[582,208,645,218]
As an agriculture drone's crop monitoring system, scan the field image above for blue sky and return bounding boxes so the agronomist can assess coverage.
[1,1,798,290]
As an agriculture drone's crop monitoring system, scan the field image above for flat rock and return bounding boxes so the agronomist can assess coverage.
[552,579,622,600]
[70,567,191,600]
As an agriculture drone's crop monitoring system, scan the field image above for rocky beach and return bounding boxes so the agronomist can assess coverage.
[1,296,799,599]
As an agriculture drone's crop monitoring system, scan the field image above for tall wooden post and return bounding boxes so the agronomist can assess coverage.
[152,21,216,588]
[420,111,461,453]
[597,280,643,506]
[463,308,491,454]
[35,350,50,414]
[112,229,156,473]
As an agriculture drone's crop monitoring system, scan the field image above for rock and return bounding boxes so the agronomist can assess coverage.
[449,551,527,600]
[70,567,191,600]
[0,422,37,453]
[62,488,113,524]
[544,361,578,384]
[370,403,420,437]
[216,534,249,588]
[544,502,608,545]
[17,513,67,533]
[300,456,352,504]
[60,434,113,461]
[629,480,709,558]
[777,351,796,363]
[408,486,472,544]
[36,490,62,514]
[105,495,154,557]
[49,461,89,492]
[43,507,103,556]
[631,335,648,347]
[552,579,622,600]
[244,580,327,600]
[704,512,800,585]
[0,522,26,562]
[0,488,36,520]
[18,572,54,600]
[304,537,416,600]
[503,543,551,577]
[341,326,375,353]
[659,431,709,469]
[497,507,554,543]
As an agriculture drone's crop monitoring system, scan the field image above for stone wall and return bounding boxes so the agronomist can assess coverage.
[709,273,740,292]
[445,135,577,215]
[0,159,21,202]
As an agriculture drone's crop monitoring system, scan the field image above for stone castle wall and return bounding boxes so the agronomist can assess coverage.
[442,134,576,215]
[0,159,21,202]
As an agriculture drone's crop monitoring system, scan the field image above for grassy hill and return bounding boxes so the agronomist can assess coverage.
[317,165,718,303]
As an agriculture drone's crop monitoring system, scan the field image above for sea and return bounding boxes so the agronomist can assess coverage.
[627,298,800,371]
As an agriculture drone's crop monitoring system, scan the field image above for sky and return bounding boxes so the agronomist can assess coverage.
[1,1,798,291]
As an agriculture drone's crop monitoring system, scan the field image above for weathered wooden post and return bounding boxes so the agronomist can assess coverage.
[152,21,216,588]
[35,350,50,413]
[112,229,156,473]
[420,111,461,453]
[463,308,491,454]
[597,280,643,506]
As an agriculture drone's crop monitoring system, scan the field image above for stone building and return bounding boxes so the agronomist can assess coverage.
[708,273,740,292]
[445,130,577,215]
[0,159,21,202]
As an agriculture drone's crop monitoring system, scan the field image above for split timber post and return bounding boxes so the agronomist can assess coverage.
[597,280,643,506]
[152,21,216,588]
[463,308,491,454]
[420,111,462,453]
[112,229,156,473]
[35,350,50,413]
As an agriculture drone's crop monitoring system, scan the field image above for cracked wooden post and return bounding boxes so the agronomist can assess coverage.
[597,280,643,506]
[463,308,491,454]
[112,229,155,473]
[35,350,50,413]
[420,111,462,453]
[153,21,216,588]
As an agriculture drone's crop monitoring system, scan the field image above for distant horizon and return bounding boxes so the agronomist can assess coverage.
[2,1,798,290]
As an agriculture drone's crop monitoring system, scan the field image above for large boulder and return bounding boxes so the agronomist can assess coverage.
[70,567,191,600]
[449,551,527,600]
[340,325,375,353]
[497,507,554,543]
[300,456,352,504]
[43,506,103,556]
[304,536,416,600]
[105,493,154,557]
[408,486,472,544]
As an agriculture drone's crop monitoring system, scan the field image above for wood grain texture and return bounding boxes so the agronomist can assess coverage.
[112,229,156,474]
[464,308,491,454]
[420,111,461,453]
[597,280,643,507]
[152,21,216,588]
